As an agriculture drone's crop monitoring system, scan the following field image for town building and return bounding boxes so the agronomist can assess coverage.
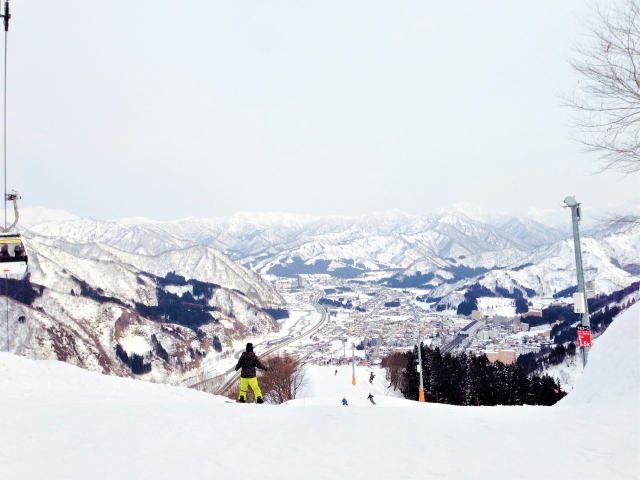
[485,349,517,365]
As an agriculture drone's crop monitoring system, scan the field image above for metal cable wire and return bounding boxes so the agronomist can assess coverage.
[3,26,7,352]
[3,3,8,352]
[3,29,6,231]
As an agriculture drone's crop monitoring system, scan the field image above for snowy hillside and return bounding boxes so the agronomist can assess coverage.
[0,237,285,385]
[0,302,637,479]
[561,301,639,405]
[404,223,640,308]
[30,238,284,307]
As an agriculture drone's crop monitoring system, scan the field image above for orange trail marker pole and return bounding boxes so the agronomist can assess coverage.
[351,342,356,386]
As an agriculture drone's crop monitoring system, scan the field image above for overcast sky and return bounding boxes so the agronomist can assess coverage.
[6,0,638,223]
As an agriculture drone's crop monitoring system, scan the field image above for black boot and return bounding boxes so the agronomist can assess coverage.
[238,397,245,403]
[256,397,264,404]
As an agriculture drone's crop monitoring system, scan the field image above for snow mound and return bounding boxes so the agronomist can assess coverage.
[562,302,639,406]
[0,352,225,403]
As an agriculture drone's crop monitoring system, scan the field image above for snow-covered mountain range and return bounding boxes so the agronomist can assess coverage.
[5,206,637,383]
[26,208,640,300]
[29,209,567,267]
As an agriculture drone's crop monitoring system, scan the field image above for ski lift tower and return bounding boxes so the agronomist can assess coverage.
[563,196,591,368]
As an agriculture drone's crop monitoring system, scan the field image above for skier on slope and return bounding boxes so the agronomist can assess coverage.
[342,397,348,406]
[367,393,376,405]
[235,343,268,403]
[369,372,375,384]
[335,369,338,376]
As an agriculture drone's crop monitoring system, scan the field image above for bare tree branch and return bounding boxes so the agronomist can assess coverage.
[562,1,640,174]
[260,353,306,404]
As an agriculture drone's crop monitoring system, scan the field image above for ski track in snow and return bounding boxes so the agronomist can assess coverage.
[0,304,638,479]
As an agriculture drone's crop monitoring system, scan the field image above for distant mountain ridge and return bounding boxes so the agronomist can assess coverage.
[23,207,640,303]
[27,208,567,267]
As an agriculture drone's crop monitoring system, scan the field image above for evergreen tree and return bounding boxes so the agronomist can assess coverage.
[392,345,565,406]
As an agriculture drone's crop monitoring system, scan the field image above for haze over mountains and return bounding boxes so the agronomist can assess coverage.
[25,209,555,262]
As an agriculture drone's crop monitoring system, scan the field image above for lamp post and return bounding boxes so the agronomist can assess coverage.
[564,196,591,368]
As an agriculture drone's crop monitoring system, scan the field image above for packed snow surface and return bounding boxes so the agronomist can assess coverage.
[562,301,639,406]
[1,304,638,479]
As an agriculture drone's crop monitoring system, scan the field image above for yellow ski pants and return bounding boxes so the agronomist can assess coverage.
[238,377,262,401]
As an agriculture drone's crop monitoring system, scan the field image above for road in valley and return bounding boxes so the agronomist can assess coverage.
[188,290,328,394]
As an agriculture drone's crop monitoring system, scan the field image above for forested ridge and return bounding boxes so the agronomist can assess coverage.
[384,346,565,406]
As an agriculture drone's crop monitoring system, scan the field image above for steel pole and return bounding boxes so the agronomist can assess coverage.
[567,199,591,367]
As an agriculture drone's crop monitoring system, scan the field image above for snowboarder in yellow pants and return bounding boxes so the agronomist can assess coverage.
[235,343,268,403]
[238,377,263,402]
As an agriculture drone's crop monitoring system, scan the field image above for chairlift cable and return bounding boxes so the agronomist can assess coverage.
[1,0,9,352]
[2,1,8,231]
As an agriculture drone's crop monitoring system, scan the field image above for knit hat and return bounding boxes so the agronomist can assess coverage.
[246,343,254,352]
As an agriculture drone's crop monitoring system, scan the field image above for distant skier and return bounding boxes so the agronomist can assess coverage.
[234,343,268,404]
[341,397,348,406]
[335,369,338,376]
[367,393,376,405]
[369,372,375,384]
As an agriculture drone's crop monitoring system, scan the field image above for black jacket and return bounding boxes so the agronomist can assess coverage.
[235,351,267,378]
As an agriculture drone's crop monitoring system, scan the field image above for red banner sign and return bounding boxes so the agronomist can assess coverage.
[577,326,592,347]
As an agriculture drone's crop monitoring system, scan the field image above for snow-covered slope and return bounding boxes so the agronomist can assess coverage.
[562,301,639,406]
[0,351,223,402]
[418,223,640,307]
[481,214,566,248]
[0,237,284,384]
[29,239,284,308]
[0,301,637,479]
